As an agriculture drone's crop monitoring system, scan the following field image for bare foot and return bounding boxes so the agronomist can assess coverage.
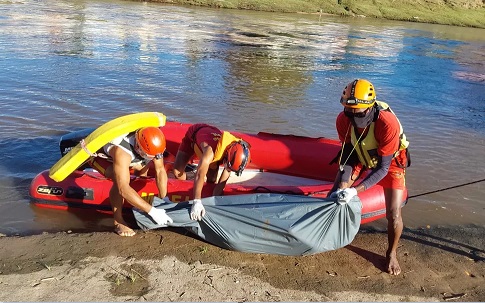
[114,223,136,237]
[386,252,401,275]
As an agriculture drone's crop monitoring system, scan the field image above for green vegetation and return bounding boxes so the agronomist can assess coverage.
[144,0,485,28]
[198,245,209,254]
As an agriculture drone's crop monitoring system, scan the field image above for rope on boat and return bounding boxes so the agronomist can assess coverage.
[80,139,98,157]
[80,139,107,158]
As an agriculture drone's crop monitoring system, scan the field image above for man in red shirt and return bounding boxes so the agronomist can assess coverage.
[329,79,409,275]
[172,124,251,221]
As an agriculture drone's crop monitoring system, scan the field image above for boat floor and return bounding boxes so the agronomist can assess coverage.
[186,168,330,187]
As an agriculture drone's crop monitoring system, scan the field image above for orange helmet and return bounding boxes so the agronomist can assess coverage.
[225,141,251,176]
[135,127,166,159]
[340,79,376,109]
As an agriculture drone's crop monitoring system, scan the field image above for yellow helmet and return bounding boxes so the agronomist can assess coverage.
[340,79,376,109]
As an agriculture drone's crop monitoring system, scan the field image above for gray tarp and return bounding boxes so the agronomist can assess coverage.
[133,193,362,256]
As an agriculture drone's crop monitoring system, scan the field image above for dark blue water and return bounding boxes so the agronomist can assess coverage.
[0,0,484,235]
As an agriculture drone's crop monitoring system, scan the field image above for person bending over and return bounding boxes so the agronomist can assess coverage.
[89,126,172,236]
[173,123,251,221]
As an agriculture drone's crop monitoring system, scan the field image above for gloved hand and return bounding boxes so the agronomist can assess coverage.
[190,199,206,221]
[329,188,343,199]
[337,187,358,204]
[148,206,173,226]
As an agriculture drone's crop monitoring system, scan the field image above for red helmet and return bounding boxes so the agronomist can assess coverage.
[225,141,251,176]
[135,127,166,159]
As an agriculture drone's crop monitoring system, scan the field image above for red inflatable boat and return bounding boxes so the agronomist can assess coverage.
[30,121,407,224]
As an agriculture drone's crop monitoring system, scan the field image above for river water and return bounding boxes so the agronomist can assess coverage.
[0,0,484,236]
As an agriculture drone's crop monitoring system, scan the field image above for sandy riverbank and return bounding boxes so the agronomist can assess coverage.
[0,225,484,301]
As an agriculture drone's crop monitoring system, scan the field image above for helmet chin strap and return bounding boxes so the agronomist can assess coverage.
[235,143,250,176]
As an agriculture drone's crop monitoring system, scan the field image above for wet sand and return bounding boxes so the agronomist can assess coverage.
[1,224,484,301]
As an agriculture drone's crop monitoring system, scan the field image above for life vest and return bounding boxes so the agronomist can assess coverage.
[350,101,410,169]
[101,132,148,167]
[194,130,241,164]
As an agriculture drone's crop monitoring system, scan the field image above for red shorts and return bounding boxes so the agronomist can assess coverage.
[377,169,406,190]
[178,131,195,156]
[352,163,406,190]
[178,124,220,156]
[380,150,408,190]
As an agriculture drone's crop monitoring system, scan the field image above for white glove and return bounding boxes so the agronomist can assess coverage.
[337,187,358,204]
[329,188,343,199]
[190,199,206,221]
[148,206,173,226]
